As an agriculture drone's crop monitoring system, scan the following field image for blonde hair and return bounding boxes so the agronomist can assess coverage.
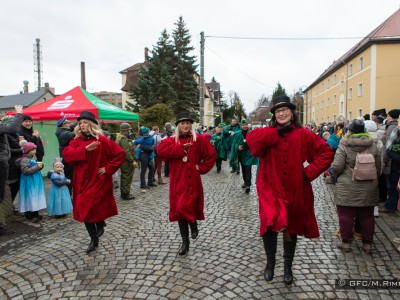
[322,131,330,140]
[174,122,197,143]
[74,120,103,138]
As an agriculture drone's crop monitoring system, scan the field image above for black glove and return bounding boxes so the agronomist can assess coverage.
[278,125,293,136]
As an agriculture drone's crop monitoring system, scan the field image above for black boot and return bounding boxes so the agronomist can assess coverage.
[178,220,190,255]
[84,222,98,254]
[95,220,106,238]
[283,235,297,285]
[189,220,199,239]
[262,228,278,281]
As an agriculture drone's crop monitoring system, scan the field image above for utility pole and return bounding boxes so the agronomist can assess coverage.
[200,32,205,125]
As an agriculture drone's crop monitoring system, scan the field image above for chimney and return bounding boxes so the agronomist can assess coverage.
[81,62,86,90]
[23,80,29,94]
[145,47,149,63]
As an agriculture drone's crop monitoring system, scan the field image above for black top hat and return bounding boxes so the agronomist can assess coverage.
[77,111,98,125]
[175,112,194,126]
[270,96,296,114]
[348,119,365,134]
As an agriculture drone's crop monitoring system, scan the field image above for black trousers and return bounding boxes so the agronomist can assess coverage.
[378,173,387,202]
[240,163,252,187]
[216,158,222,172]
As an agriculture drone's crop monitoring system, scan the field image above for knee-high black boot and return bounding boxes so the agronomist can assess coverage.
[262,228,278,281]
[84,222,98,254]
[189,220,198,239]
[178,220,190,255]
[283,235,297,285]
[95,220,106,238]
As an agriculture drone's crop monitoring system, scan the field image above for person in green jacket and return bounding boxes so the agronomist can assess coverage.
[223,117,241,174]
[210,125,227,173]
[229,119,259,193]
[116,123,135,200]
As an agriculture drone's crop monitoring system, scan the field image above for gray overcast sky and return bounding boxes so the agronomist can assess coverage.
[1,0,398,112]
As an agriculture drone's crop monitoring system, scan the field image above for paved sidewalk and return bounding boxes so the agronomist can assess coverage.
[1,164,400,299]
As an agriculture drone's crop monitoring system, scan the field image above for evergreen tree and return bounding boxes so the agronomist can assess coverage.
[128,30,176,111]
[222,91,246,123]
[172,16,199,116]
[271,82,287,99]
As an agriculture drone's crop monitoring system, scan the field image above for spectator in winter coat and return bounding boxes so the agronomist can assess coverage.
[0,105,23,236]
[134,126,156,189]
[330,119,381,254]
[19,115,45,162]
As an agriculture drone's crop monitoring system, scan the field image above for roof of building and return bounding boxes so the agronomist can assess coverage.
[120,62,148,92]
[0,90,55,109]
[306,8,400,91]
[119,62,146,74]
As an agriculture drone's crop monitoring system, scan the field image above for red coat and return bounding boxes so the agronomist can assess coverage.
[246,126,333,238]
[62,135,125,222]
[157,134,216,222]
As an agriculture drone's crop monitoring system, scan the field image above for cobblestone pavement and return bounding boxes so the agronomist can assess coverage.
[1,163,400,299]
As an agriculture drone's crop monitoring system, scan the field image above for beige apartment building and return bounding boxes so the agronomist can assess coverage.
[303,9,400,124]
[92,91,123,108]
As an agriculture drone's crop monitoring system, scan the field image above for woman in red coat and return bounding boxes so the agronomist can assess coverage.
[157,112,216,255]
[247,96,333,285]
[62,111,125,254]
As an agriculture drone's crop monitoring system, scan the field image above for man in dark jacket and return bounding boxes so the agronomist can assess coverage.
[55,116,76,194]
[18,115,45,162]
[0,105,23,235]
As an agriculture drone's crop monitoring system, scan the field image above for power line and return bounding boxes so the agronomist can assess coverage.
[205,45,275,89]
[205,35,364,40]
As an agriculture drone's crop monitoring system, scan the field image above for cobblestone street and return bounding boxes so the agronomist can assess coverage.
[1,163,400,299]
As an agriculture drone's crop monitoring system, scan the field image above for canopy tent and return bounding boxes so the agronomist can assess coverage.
[20,86,139,122]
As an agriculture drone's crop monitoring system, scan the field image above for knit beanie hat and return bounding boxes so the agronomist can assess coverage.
[388,109,400,119]
[141,126,150,135]
[20,140,37,154]
[22,115,33,122]
[364,120,377,132]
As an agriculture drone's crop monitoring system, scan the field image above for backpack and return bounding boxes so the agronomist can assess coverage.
[350,150,377,181]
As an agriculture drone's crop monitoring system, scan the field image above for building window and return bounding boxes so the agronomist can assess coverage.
[348,64,353,76]
[359,57,364,70]
[348,88,353,100]
[340,101,344,113]
[327,97,330,106]
[334,114,337,122]
[340,81,344,91]
[333,95,336,105]
[358,109,362,118]
[358,83,363,96]
[348,111,352,121]
[334,75,337,84]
